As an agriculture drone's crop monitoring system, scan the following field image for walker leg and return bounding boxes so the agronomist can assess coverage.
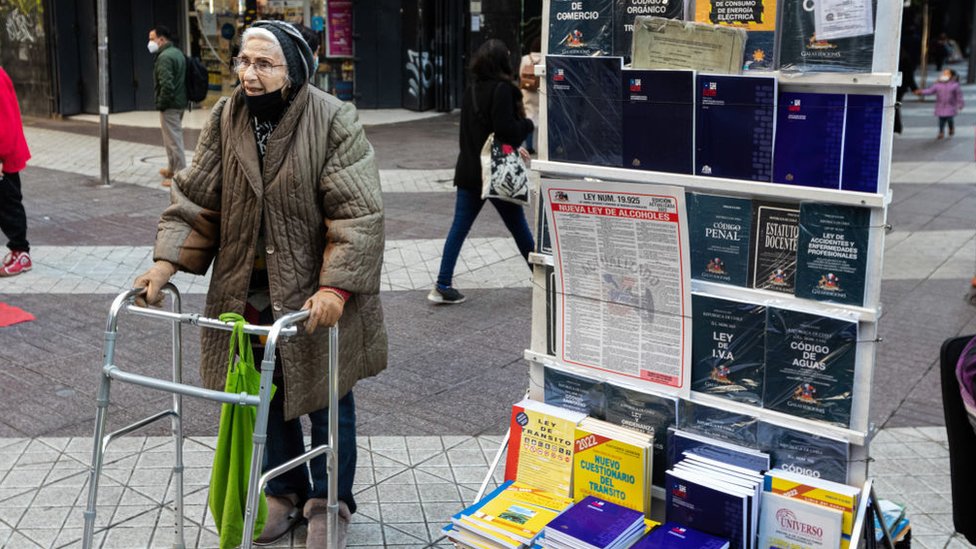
[240,354,277,549]
[328,327,339,549]
[170,313,186,549]
[82,371,112,549]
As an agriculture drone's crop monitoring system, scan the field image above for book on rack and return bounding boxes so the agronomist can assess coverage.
[572,417,654,517]
[547,55,623,168]
[693,0,777,71]
[772,92,847,189]
[687,193,754,286]
[763,469,860,549]
[763,308,857,427]
[633,522,730,548]
[603,384,678,487]
[549,0,614,56]
[663,464,756,549]
[544,496,647,549]
[667,427,770,473]
[841,94,884,193]
[621,69,695,174]
[543,367,607,418]
[456,481,576,548]
[776,0,876,73]
[678,400,760,447]
[757,491,843,549]
[631,17,747,74]
[757,420,850,484]
[795,202,870,306]
[535,194,552,255]
[695,74,777,182]
[505,399,587,497]
[873,500,910,543]
[748,201,799,294]
[671,454,763,549]
[614,0,685,59]
[691,295,766,405]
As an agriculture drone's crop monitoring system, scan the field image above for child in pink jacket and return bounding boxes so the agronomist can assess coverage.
[915,68,964,139]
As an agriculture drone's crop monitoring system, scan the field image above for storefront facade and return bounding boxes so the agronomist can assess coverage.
[4,0,538,116]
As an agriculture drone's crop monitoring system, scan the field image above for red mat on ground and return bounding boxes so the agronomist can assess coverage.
[0,302,35,327]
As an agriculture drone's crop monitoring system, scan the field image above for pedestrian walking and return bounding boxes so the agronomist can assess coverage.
[132,20,387,548]
[148,25,188,187]
[914,69,964,139]
[519,37,542,155]
[0,66,32,277]
[429,39,535,305]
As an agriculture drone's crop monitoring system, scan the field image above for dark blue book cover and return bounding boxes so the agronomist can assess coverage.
[841,94,884,193]
[667,428,770,471]
[536,194,552,255]
[777,0,877,72]
[678,400,759,447]
[633,522,730,548]
[773,92,846,189]
[549,0,614,56]
[696,74,776,182]
[758,421,850,483]
[743,31,775,71]
[544,367,607,417]
[687,193,754,286]
[622,69,694,174]
[763,308,857,427]
[795,203,870,306]
[691,295,766,405]
[665,471,748,549]
[546,496,644,546]
[748,201,799,294]
[547,55,623,167]
[604,385,677,486]
[614,0,684,58]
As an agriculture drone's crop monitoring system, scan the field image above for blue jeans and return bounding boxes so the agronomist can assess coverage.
[437,187,534,288]
[257,348,357,513]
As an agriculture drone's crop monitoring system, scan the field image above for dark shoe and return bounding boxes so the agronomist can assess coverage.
[950,127,955,137]
[253,494,302,545]
[305,498,351,549]
[427,285,466,304]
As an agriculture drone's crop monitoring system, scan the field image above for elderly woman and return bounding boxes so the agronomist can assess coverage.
[133,20,386,548]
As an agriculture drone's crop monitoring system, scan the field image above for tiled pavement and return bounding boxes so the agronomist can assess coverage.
[4,71,976,547]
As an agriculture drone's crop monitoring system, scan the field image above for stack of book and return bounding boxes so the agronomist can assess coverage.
[573,418,655,516]
[874,499,910,544]
[759,469,861,549]
[632,522,730,548]
[444,480,575,549]
[543,496,647,549]
[664,453,764,549]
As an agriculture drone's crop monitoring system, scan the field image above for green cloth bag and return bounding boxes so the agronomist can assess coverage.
[208,313,276,548]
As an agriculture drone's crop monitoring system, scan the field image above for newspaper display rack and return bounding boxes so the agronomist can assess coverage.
[81,285,343,549]
[473,0,907,547]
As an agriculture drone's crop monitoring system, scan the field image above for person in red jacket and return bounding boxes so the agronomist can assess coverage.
[0,66,31,277]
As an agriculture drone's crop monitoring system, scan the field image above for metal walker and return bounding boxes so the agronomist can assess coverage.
[82,285,342,548]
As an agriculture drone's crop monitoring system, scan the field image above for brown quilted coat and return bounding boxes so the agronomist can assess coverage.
[153,84,387,420]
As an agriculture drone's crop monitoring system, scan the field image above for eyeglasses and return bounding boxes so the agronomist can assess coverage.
[232,56,285,76]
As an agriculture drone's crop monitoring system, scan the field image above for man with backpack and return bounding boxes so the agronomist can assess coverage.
[148,25,187,187]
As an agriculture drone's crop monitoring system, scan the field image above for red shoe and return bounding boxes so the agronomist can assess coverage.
[0,250,31,277]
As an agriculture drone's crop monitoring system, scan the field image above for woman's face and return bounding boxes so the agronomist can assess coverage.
[238,35,288,96]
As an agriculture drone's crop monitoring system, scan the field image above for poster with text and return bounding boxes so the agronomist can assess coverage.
[543,179,691,397]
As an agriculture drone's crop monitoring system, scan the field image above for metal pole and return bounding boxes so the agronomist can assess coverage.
[97,0,110,186]
[920,0,930,90]
[969,0,976,84]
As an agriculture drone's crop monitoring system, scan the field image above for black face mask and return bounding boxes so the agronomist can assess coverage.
[243,88,287,123]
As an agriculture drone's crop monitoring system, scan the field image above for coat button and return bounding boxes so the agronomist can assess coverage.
[273,302,282,311]
[266,245,275,254]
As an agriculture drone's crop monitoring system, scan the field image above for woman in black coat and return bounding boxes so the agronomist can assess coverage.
[429,39,535,304]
